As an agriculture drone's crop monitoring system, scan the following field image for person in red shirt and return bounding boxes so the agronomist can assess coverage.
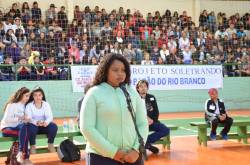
[68,42,80,63]
[44,56,58,80]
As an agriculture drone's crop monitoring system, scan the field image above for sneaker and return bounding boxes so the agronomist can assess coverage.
[210,133,216,141]
[220,132,228,140]
[48,143,56,153]
[16,152,24,164]
[23,159,33,165]
[30,145,36,154]
[146,145,159,154]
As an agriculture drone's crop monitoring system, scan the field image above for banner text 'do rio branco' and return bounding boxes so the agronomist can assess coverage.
[71,65,223,92]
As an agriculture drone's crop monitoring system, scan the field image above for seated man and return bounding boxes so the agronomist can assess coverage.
[205,88,233,140]
[136,80,169,154]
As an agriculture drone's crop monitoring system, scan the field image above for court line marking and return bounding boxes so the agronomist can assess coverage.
[172,135,197,138]
[171,136,250,147]
[160,115,250,120]
[171,134,250,146]
[179,126,198,133]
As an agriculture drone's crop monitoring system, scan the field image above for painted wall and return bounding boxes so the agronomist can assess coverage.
[0,78,250,118]
[200,0,250,17]
[0,0,196,22]
[0,0,194,14]
[72,0,195,18]
[0,0,249,25]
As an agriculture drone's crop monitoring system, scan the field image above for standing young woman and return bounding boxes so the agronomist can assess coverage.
[80,54,148,165]
[0,87,32,165]
[25,87,58,154]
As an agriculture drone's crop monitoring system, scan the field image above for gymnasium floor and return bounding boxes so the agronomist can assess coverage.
[1,110,250,165]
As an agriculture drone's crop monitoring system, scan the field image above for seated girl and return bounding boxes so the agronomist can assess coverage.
[26,87,58,154]
[0,87,32,165]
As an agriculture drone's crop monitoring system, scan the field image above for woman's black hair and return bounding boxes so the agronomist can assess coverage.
[92,53,131,86]
[26,86,46,105]
[15,29,24,41]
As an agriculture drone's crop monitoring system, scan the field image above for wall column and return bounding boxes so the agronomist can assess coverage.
[193,0,201,26]
[65,0,74,22]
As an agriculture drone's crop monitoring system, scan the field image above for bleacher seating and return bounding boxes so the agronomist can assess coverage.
[0,2,249,81]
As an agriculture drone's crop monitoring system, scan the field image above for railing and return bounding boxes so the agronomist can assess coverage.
[0,64,73,81]
[0,63,249,81]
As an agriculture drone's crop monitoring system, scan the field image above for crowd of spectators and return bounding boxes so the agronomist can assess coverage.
[0,2,250,81]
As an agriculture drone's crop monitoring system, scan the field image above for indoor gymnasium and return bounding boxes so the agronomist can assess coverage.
[0,0,250,165]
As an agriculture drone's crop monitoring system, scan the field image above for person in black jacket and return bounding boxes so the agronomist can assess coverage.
[77,83,92,128]
[57,6,68,31]
[136,80,169,154]
[205,88,233,140]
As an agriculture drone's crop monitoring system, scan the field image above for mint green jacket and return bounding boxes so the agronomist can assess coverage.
[80,82,148,159]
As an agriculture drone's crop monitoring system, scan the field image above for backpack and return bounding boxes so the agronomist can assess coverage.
[57,139,81,162]
[5,141,21,165]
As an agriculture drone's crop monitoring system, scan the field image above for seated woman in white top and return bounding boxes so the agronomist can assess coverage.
[141,52,154,65]
[26,87,58,154]
[182,46,193,64]
[0,87,32,165]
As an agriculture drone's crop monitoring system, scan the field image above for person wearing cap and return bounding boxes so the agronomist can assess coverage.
[205,88,233,140]
[45,4,57,25]
[136,80,169,154]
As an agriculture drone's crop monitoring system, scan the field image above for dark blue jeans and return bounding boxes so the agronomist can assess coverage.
[86,153,143,165]
[2,123,30,159]
[29,122,58,145]
[146,122,170,147]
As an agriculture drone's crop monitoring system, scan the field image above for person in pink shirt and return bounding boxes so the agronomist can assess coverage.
[68,42,80,63]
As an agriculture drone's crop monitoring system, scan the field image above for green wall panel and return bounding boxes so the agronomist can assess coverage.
[0,78,250,118]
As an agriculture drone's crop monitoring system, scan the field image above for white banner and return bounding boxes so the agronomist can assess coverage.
[71,65,223,92]
[71,66,96,92]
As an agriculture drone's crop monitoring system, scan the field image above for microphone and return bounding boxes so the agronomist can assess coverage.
[119,82,148,160]
[119,82,125,90]
[119,82,129,96]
